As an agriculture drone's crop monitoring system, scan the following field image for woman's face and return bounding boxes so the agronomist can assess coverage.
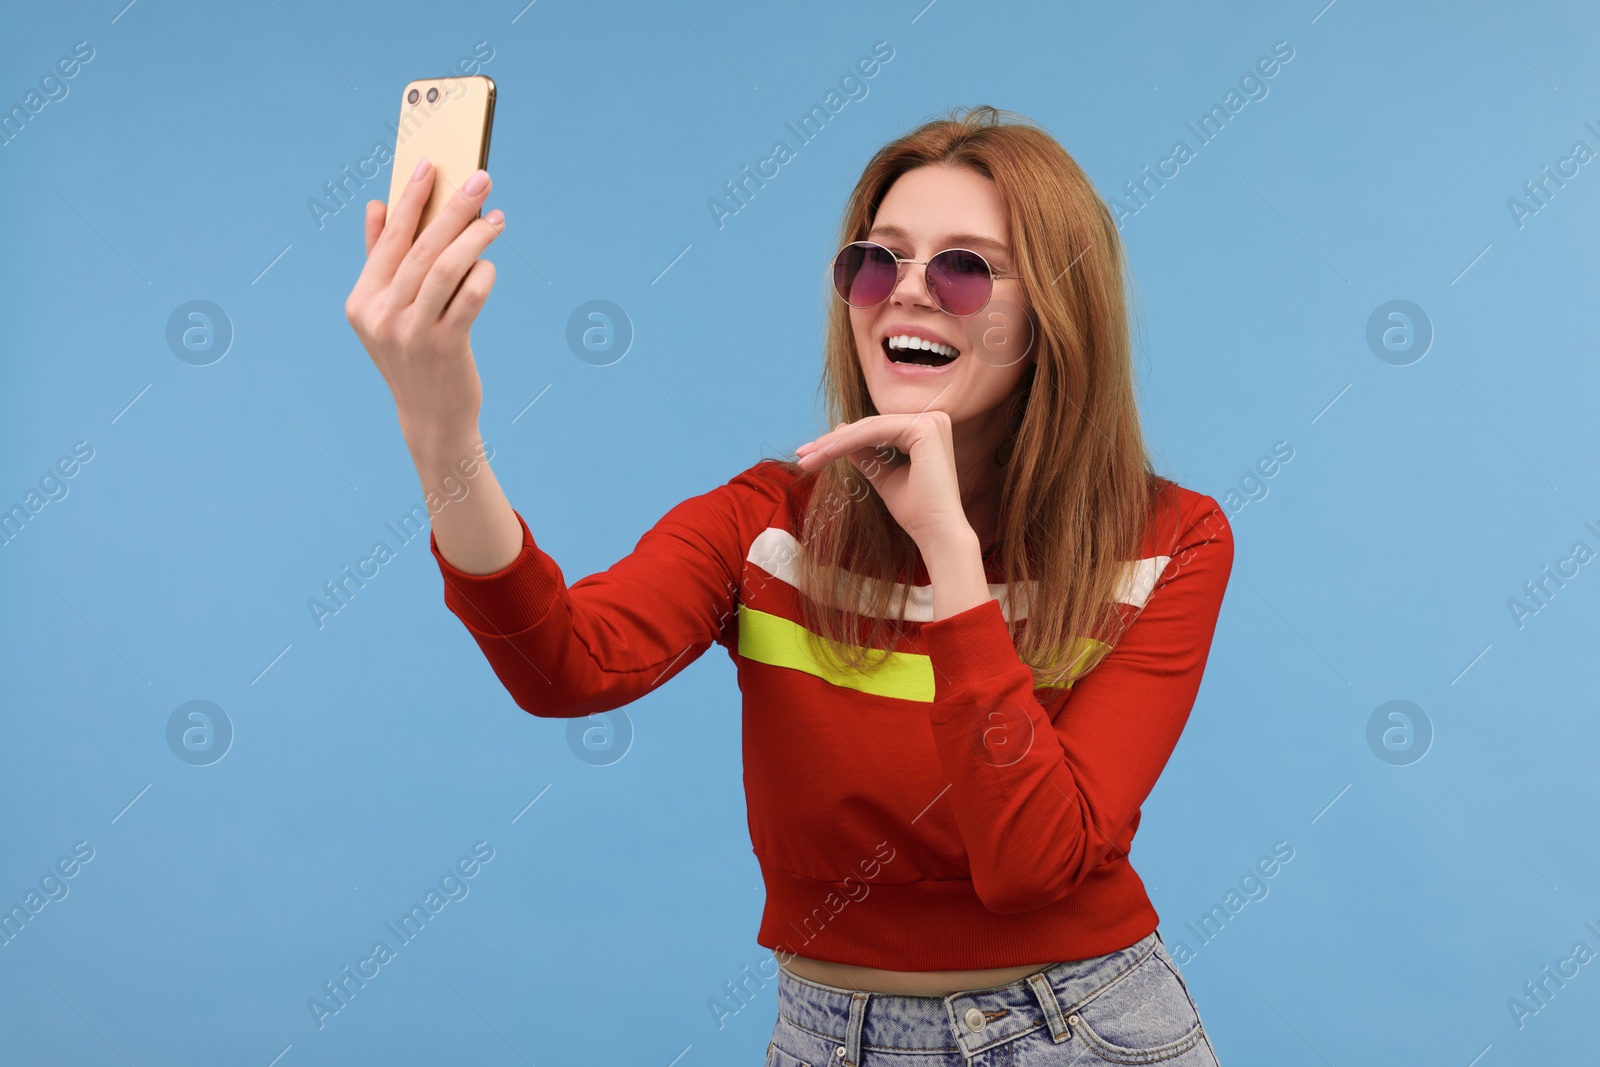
[849,163,1035,424]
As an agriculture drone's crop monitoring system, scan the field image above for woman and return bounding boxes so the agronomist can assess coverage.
[346,105,1233,1066]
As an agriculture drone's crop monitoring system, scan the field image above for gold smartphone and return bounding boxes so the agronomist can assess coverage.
[386,74,496,236]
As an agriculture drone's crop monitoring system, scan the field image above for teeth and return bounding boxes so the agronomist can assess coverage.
[886,334,958,359]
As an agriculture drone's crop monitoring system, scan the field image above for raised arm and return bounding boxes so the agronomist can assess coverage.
[343,157,523,577]
[340,154,795,719]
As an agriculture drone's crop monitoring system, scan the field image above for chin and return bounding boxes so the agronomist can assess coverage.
[866,381,959,417]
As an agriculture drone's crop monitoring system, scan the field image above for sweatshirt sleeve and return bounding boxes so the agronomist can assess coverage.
[429,461,788,718]
[917,493,1234,915]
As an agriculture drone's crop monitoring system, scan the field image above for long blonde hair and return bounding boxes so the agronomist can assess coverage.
[780,105,1179,691]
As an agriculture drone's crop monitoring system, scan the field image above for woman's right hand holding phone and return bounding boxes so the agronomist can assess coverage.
[344,159,524,575]
[345,157,502,455]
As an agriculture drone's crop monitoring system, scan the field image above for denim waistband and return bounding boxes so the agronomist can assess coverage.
[774,930,1163,1064]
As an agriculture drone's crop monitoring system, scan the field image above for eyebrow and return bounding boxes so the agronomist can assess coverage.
[868,224,1011,259]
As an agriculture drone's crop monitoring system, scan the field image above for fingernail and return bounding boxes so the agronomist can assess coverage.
[464,169,488,196]
[485,209,504,226]
[412,157,431,181]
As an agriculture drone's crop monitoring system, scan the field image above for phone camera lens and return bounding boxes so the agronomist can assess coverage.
[426,86,439,103]
[407,88,419,104]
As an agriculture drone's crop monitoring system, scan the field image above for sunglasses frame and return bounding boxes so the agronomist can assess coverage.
[828,239,1021,317]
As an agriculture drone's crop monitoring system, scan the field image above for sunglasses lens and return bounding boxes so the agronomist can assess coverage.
[833,243,898,307]
[927,249,994,316]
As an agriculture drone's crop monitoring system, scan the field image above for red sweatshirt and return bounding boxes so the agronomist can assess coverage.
[428,458,1234,971]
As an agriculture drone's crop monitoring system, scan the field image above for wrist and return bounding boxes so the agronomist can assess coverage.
[917,524,981,561]
[920,527,984,586]
[923,529,993,623]
[403,421,483,469]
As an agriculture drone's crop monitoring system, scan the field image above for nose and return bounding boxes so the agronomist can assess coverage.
[889,258,937,310]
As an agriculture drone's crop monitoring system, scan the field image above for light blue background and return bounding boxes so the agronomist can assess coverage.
[3,1,1597,1064]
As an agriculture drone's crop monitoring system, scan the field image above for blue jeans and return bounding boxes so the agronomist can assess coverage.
[766,931,1221,1066]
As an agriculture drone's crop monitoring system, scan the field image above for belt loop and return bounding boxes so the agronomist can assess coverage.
[843,991,869,1066]
[1025,969,1071,1043]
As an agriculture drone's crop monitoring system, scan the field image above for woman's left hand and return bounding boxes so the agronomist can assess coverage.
[795,412,974,549]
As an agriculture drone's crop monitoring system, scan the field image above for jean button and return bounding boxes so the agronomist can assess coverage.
[834,1047,845,1058]
[964,1007,986,1032]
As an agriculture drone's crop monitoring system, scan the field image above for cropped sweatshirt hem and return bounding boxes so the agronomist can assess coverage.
[758,863,1161,971]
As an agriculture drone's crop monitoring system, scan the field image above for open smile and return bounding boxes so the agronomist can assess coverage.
[882,332,960,375]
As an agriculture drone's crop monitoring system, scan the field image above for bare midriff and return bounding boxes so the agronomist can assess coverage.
[780,955,1058,997]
